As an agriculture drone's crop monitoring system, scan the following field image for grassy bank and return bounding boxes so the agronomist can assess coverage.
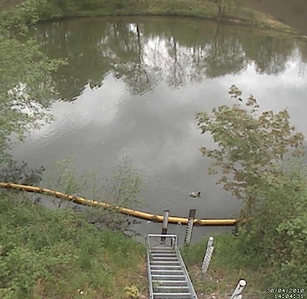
[0,0,296,35]
[0,190,270,299]
[0,191,147,299]
[1,189,303,299]
[182,234,269,299]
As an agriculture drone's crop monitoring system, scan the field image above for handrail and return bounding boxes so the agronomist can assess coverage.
[146,235,154,299]
[146,234,198,299]
[176,244,198,298]
[0,182,240,226]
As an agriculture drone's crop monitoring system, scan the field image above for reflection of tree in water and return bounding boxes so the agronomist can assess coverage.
[165,37,183,87]
[33,18,307,101]
[300,41,307,64]
[35,20,113,101]
[204,25,246,77]
[165,36,206,87]
[297,41,307,75]
[190,45,207,83]
[104,22,152,95]
[37,21,111,99]
[241,35,294,74]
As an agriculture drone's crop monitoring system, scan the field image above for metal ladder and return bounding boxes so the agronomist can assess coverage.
[146,234,198,299]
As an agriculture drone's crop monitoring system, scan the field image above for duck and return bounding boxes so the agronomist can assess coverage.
[188,191,201,198]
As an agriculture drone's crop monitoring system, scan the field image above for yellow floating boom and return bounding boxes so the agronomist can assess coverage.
[0,182,240,226]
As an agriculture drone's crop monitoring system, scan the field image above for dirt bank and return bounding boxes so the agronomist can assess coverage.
[0,0,23,11]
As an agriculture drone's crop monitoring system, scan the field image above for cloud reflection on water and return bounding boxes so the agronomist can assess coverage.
[11,17,307,241]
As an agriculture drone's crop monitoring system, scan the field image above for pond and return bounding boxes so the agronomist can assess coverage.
[11,16,307,243]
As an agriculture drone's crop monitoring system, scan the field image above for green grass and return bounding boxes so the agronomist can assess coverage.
[181,233,274,298]
[2,0,297,35]
[0,191,147,299]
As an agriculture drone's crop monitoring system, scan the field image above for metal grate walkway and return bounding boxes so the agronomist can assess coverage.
[146,234,198,299]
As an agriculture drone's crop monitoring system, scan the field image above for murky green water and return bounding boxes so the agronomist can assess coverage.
[11,16,307,242]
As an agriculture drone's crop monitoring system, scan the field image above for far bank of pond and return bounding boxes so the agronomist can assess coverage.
[0,0,298,36]
[236,0,307,35]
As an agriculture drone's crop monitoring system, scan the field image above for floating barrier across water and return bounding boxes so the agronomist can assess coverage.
[0,182,239,226]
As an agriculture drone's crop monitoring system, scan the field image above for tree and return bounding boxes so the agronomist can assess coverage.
[208,0,234,18]
[196,86,307,286]
[196,86,304,218]
[0,2,63,161]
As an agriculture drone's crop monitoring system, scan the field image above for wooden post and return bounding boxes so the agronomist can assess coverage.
[231,279,247,299]
[201,236,214,277]
[161,210,169,242]
[184,209,196,245]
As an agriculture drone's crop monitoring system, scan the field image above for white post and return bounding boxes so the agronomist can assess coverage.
[201,236,214,276]
[146,221,151,235]
[184,209,196,245]
[176,221,182,236]
[230,279,247,299]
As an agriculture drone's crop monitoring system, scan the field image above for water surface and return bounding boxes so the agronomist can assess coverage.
[11,17,307,242]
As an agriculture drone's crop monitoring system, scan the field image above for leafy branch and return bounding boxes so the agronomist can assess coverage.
[196,85,304,217]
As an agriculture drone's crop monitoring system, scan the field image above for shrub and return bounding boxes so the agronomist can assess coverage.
[196,87,307,286]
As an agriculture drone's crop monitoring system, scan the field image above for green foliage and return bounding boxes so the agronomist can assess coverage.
[196,87,307,286]
[46,158,88,207]
[0,193,145,298]
[181,234,268,297]
[104,156,144,208]
[124,285,140,298]
[46,157,144,231]
[0,160,45,185]
[91,157,144,232]
[238,160,307,287]
[0,2,64,164]
[0,36,59,153]
[196,86,304,217]
[0,0,290,33]
[208,0,235,17]
[0,0,45,30]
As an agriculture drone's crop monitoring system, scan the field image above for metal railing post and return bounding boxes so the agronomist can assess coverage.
[175,221,182,246]
[184,209,196,245]
[231,279,247,299]
[146,220,151,235]
[201,236,214,277]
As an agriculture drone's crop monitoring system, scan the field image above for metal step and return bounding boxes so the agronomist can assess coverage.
[151,261,179,264]
[150,266,183,270]
[150,247,175,250]
[152,280,187,286]
[151,257,179,261]
[151,275,186,280]
[147,234,198,299]
[150,252,177,255]
[153,292,193,299]
[153,285,190,294]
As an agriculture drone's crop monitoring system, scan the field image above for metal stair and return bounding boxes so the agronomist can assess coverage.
[146,234,198,299]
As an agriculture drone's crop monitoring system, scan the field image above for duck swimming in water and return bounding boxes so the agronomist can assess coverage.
[188,191,201,198]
